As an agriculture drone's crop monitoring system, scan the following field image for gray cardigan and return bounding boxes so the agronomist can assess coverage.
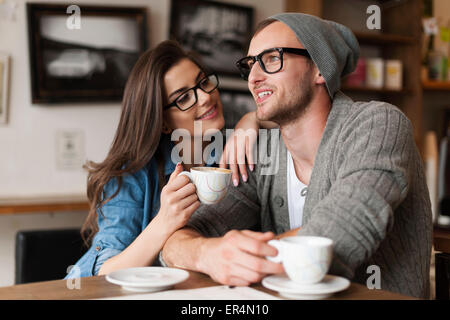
[186,92,432,299]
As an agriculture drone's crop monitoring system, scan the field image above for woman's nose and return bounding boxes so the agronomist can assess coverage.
[196,87,212,106]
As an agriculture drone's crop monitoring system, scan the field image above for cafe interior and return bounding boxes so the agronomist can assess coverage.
[0,0,449,301]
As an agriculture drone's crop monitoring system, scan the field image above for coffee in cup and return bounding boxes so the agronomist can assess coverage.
[179,167,232,205]
[267,236,333,284]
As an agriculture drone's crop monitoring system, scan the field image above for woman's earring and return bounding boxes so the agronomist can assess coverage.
[162,124,171,134]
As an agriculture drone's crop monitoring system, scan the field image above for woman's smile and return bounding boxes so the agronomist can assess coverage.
[196,104,218,121]
[164,58,224,136]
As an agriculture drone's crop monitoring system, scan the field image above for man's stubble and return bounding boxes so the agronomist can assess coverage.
[256,67,314,127]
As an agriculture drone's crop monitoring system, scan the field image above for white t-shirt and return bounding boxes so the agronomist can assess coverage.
[287,150,308,229]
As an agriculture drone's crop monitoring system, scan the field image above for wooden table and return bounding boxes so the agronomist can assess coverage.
[0,271,415,300]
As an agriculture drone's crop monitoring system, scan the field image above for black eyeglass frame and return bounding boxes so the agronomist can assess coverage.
[164,73,219,111]
[236,47,311,80]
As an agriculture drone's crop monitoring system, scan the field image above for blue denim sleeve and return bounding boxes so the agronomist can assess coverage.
[65,171,148,278]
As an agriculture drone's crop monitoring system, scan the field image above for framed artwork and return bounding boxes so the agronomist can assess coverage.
[0,52,10,124]
[219,89,256,129]
[27,4,148,104]
[170,0,253,77]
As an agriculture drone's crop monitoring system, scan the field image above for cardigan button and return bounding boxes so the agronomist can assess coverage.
[274,196,284,207]
[301,187,308,197]
[95,246,101,252]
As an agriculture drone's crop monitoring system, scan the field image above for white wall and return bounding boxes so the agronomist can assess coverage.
[0,0,285,287]
[0,0,171,199]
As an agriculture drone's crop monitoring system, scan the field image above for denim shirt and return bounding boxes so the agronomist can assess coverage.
[65,134,218,279]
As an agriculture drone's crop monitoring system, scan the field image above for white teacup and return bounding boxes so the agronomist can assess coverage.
[267,236,333,284]
[179,167,232,205]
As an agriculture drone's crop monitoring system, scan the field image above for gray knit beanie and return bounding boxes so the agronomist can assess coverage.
[270,13,360,98]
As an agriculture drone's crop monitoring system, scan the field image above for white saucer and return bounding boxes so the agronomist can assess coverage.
[262,274,350,300]
[105,267,189,292]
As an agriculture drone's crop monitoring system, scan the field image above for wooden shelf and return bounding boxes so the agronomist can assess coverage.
[342,85,409,94]
[307,0,425,155]
[422,80,450,91]
[0,195,89,215]
[353,32,417,46]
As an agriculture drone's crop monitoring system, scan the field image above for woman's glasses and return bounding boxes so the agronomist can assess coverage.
[164,73,219,111]
[236,47,310,81]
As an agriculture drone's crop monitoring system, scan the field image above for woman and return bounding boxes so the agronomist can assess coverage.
[66,40,227,278]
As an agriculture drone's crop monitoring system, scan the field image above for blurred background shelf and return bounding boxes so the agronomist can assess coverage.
[342,85,411,94]
[0,195,89,215]
[423,80,450,91]
[354,32,417,46]
[286,0,424,153]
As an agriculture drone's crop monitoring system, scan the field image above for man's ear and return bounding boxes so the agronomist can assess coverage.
[314,70,327,85]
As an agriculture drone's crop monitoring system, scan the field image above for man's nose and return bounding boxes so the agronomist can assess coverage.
[248,61,266,85]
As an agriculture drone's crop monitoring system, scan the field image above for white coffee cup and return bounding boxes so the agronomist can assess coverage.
[267,236,333,284]
[179,167,232,205]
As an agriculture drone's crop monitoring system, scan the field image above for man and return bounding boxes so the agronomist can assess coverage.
[161,13,432,298]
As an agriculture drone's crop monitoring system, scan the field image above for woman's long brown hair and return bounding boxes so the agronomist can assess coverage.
[81,40,202,246]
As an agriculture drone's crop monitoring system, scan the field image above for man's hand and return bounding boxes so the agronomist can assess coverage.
[197,230,285,286]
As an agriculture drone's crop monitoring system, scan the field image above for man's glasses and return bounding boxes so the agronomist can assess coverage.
[164,73,219,111]
[236,47,311,81]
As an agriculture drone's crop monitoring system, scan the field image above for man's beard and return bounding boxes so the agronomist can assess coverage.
[257,70,313,126]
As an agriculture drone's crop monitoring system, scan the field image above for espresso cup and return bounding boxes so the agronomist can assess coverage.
[179,167,232,205]
[267,236,333,284]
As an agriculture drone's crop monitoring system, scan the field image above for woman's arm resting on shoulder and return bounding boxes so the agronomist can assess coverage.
[220,111,278,186]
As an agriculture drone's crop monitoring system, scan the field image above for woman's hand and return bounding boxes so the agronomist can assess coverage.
[98,163,200,275]
[220,112,259,186]
[156,163,200,235]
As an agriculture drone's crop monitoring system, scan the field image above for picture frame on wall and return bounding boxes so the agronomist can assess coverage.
[0,52,10,124]
[27,4,148,104]
[170,0,253,77]
[220,88,256,129]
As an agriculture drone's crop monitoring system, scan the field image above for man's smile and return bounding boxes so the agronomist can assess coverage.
[254,88,274,104]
